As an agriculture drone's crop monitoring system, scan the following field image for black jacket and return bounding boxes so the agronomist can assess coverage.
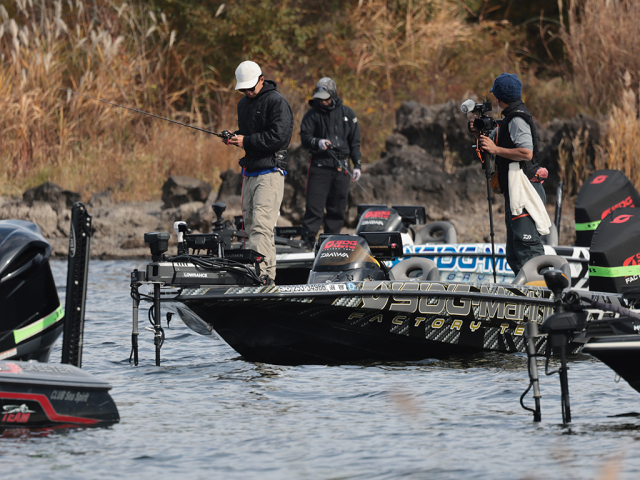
[300,98,361,169]
[236,80,293,172]
[495,100,539,194]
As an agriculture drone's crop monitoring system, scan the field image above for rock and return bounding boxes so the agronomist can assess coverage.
[161,175,212,209]
[23,182,81,212]
[90,190,112,208]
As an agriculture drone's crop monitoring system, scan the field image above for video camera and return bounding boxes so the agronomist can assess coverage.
[461,97,497,135]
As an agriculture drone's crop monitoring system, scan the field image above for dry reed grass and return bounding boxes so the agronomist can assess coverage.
[0,0,238,200]
[563,0,640,113]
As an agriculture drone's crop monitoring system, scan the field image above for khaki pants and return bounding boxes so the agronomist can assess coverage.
[242,171,284,281]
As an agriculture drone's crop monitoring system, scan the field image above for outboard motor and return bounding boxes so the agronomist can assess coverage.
[575,170,640,247]
[589,207,640,293]
[0,220,63,362]
[356,207,413,245]
[308,235,387,284]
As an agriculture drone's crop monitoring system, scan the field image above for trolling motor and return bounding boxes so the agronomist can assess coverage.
[461,97,498,283]
[522,269,586,423]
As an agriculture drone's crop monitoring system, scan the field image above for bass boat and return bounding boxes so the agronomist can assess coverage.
[130,226,631,366]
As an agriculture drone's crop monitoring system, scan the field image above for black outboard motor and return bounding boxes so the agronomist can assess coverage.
[575,170,640,247]
[355,207,406,235]
[589,207,640,293]
[0,221,63,362]
[308,235,387,283]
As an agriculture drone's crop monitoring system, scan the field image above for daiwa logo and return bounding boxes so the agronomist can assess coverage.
[184,273,208,278]
[321,252,349,259]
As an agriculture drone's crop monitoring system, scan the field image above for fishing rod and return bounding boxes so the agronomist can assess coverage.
[57,87,236,143]
[325,146,375,201]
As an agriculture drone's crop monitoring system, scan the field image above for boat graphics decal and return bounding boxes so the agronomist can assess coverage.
[13,304,64,345]
[0,392,98,425]
[388,244,590,287]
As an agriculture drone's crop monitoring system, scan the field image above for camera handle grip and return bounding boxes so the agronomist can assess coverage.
[475,139,493,172]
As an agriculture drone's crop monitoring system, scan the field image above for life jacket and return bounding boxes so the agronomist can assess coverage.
[495,100,540,194]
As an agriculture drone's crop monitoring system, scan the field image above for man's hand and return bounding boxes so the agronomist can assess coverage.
[478,134,498,154]
[478,134,533,161]
[318,139,331,150]
[228,134,244,148]
[352,169,361,182]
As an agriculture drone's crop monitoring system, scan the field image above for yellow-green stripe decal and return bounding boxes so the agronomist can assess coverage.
[13,305,64,344]
[589,265,640,278]
[575,220,601,231]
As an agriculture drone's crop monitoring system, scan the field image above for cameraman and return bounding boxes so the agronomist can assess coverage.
[299,77,362,248]
[470,73,547,275]
[224,60,293,284]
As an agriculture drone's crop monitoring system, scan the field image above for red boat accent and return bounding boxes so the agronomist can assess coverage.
[0,392,99,425]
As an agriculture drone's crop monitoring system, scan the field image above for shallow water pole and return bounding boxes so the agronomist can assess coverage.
[153,284,162,366]
[525,322,542,422]
[132,285,139,366]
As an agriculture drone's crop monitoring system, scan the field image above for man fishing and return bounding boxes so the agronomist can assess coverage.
[299,77,362,249]
[224,60,293,284]
[469,73,550,275]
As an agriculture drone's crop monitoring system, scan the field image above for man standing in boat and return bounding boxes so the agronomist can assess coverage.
[223,60,293,285]
[299,77,362,249]
[469,73,550,275]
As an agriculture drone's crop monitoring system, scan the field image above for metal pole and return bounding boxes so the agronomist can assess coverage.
[559,341,572,423]
[525,322,542,422]
[477,144,498,284]
[132,287,140,366]
[154,283,162,366]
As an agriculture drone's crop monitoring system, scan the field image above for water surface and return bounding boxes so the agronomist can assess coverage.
[2,260,639,479]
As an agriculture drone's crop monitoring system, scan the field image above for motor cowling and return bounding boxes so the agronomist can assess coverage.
[575,170,640,247]
[307,235,386,283]
[356,208,405,235]
[589,207,640,293]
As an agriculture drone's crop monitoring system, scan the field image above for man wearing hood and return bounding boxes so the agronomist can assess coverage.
[224,60,293,284]
[299,78,362,248]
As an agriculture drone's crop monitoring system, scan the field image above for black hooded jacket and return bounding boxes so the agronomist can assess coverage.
[300,97,361,169]
[236,80,293,172]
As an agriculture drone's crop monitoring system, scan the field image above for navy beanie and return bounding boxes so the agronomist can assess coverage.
[490,73,522,103]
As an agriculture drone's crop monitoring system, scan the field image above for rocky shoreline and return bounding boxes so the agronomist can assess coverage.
[1,99,592,258]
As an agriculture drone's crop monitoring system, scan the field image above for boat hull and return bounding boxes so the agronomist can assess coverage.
[0,361,119,429]
[167,280,605,365]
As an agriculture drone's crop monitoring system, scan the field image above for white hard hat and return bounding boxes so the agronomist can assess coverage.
[235,61,262,90]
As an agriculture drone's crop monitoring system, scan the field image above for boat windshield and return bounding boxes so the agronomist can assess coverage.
[312,236,380,272]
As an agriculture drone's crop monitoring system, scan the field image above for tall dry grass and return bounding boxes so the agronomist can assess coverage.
[0,0,241,200]
[563,0,640,113]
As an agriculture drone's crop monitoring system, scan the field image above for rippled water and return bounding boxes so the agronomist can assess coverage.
[2,260,640,479]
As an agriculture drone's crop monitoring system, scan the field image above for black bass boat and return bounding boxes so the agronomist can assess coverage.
[130,225,627,366]
[0,220,64,362]
[1,204,119,430]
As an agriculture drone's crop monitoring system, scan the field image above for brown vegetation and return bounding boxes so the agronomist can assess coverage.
[0,0,638,201]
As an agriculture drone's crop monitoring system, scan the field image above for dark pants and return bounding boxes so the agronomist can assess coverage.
[302,164,351,243]
[504,182,546,275]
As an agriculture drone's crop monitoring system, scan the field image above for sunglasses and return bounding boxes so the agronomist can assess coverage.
[240,77,262,93]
